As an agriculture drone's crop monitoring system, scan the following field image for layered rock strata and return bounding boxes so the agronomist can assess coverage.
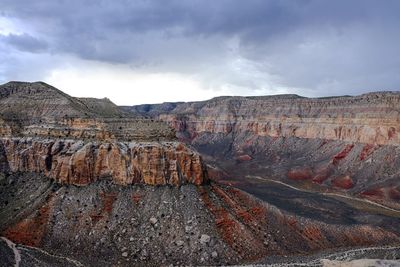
[128,92,400,146]
[1,117,176,142]
[0,138,207,186]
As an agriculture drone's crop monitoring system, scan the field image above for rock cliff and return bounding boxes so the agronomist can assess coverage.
[0,138,207,186]
[0,81,206,186]
[127,92,400,146]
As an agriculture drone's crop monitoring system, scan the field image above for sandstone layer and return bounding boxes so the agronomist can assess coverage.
[0,137,207,186]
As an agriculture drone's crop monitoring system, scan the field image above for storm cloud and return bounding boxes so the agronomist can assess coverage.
[0,0,399,103]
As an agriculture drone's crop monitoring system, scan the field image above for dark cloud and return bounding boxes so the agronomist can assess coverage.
[1,33,48,52]
[0,0,399,96]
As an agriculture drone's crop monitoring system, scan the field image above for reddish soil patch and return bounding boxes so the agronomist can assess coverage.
[312,175,328,184]
[360,188,385,199]
[333,144,354,165]
[100,192,118,214]
[225,187,267,220]
[207,168,229,182]
[388,187,400,200]
[90,191,117,224]
[359,144,376,161]
[131,193,142,205]
[332,175,354,189]
[212,185,256,224]
[301,225,325,248]
[311,164,332,184]
[236,155,252,162]
[388,127,396,139]
[198,186,267,260]
[3,195,55,246]
[198,187,242,248]
[287,167,313,180]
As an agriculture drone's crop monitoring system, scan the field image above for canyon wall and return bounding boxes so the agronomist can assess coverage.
[0,138,207,186]
[129,92,400,146]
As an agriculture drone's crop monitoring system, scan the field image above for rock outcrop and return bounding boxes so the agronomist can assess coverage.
[0,138,207,186]
[0,81,206,186]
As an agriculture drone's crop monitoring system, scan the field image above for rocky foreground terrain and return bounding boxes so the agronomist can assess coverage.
[0,82,399,266]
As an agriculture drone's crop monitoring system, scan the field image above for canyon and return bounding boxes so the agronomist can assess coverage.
[0,81,399,266]
[126,92,400,209]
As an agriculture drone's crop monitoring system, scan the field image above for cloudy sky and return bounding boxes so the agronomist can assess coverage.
[0,0,399,105]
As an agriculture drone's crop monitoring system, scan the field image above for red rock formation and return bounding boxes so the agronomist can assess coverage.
[333,144,355,165]
[0,137,207,186]
[3,194,56,246]
[389,187,400,201]
[360,188,385,199]
[236,154,252,162]
[359,144,376,160]
[287,167,313,180]
[332,175,354,189]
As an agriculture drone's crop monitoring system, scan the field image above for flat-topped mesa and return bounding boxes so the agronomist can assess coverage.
[128,91,400,146]
[0,137,207,186]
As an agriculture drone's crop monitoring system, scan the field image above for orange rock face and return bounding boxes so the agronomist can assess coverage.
[0,137,207,186]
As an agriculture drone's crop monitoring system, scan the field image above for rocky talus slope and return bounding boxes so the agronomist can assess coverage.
[126,92,400,208]
[1,173,400,266]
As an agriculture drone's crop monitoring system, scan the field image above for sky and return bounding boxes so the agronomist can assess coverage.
[0,0,399,105]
